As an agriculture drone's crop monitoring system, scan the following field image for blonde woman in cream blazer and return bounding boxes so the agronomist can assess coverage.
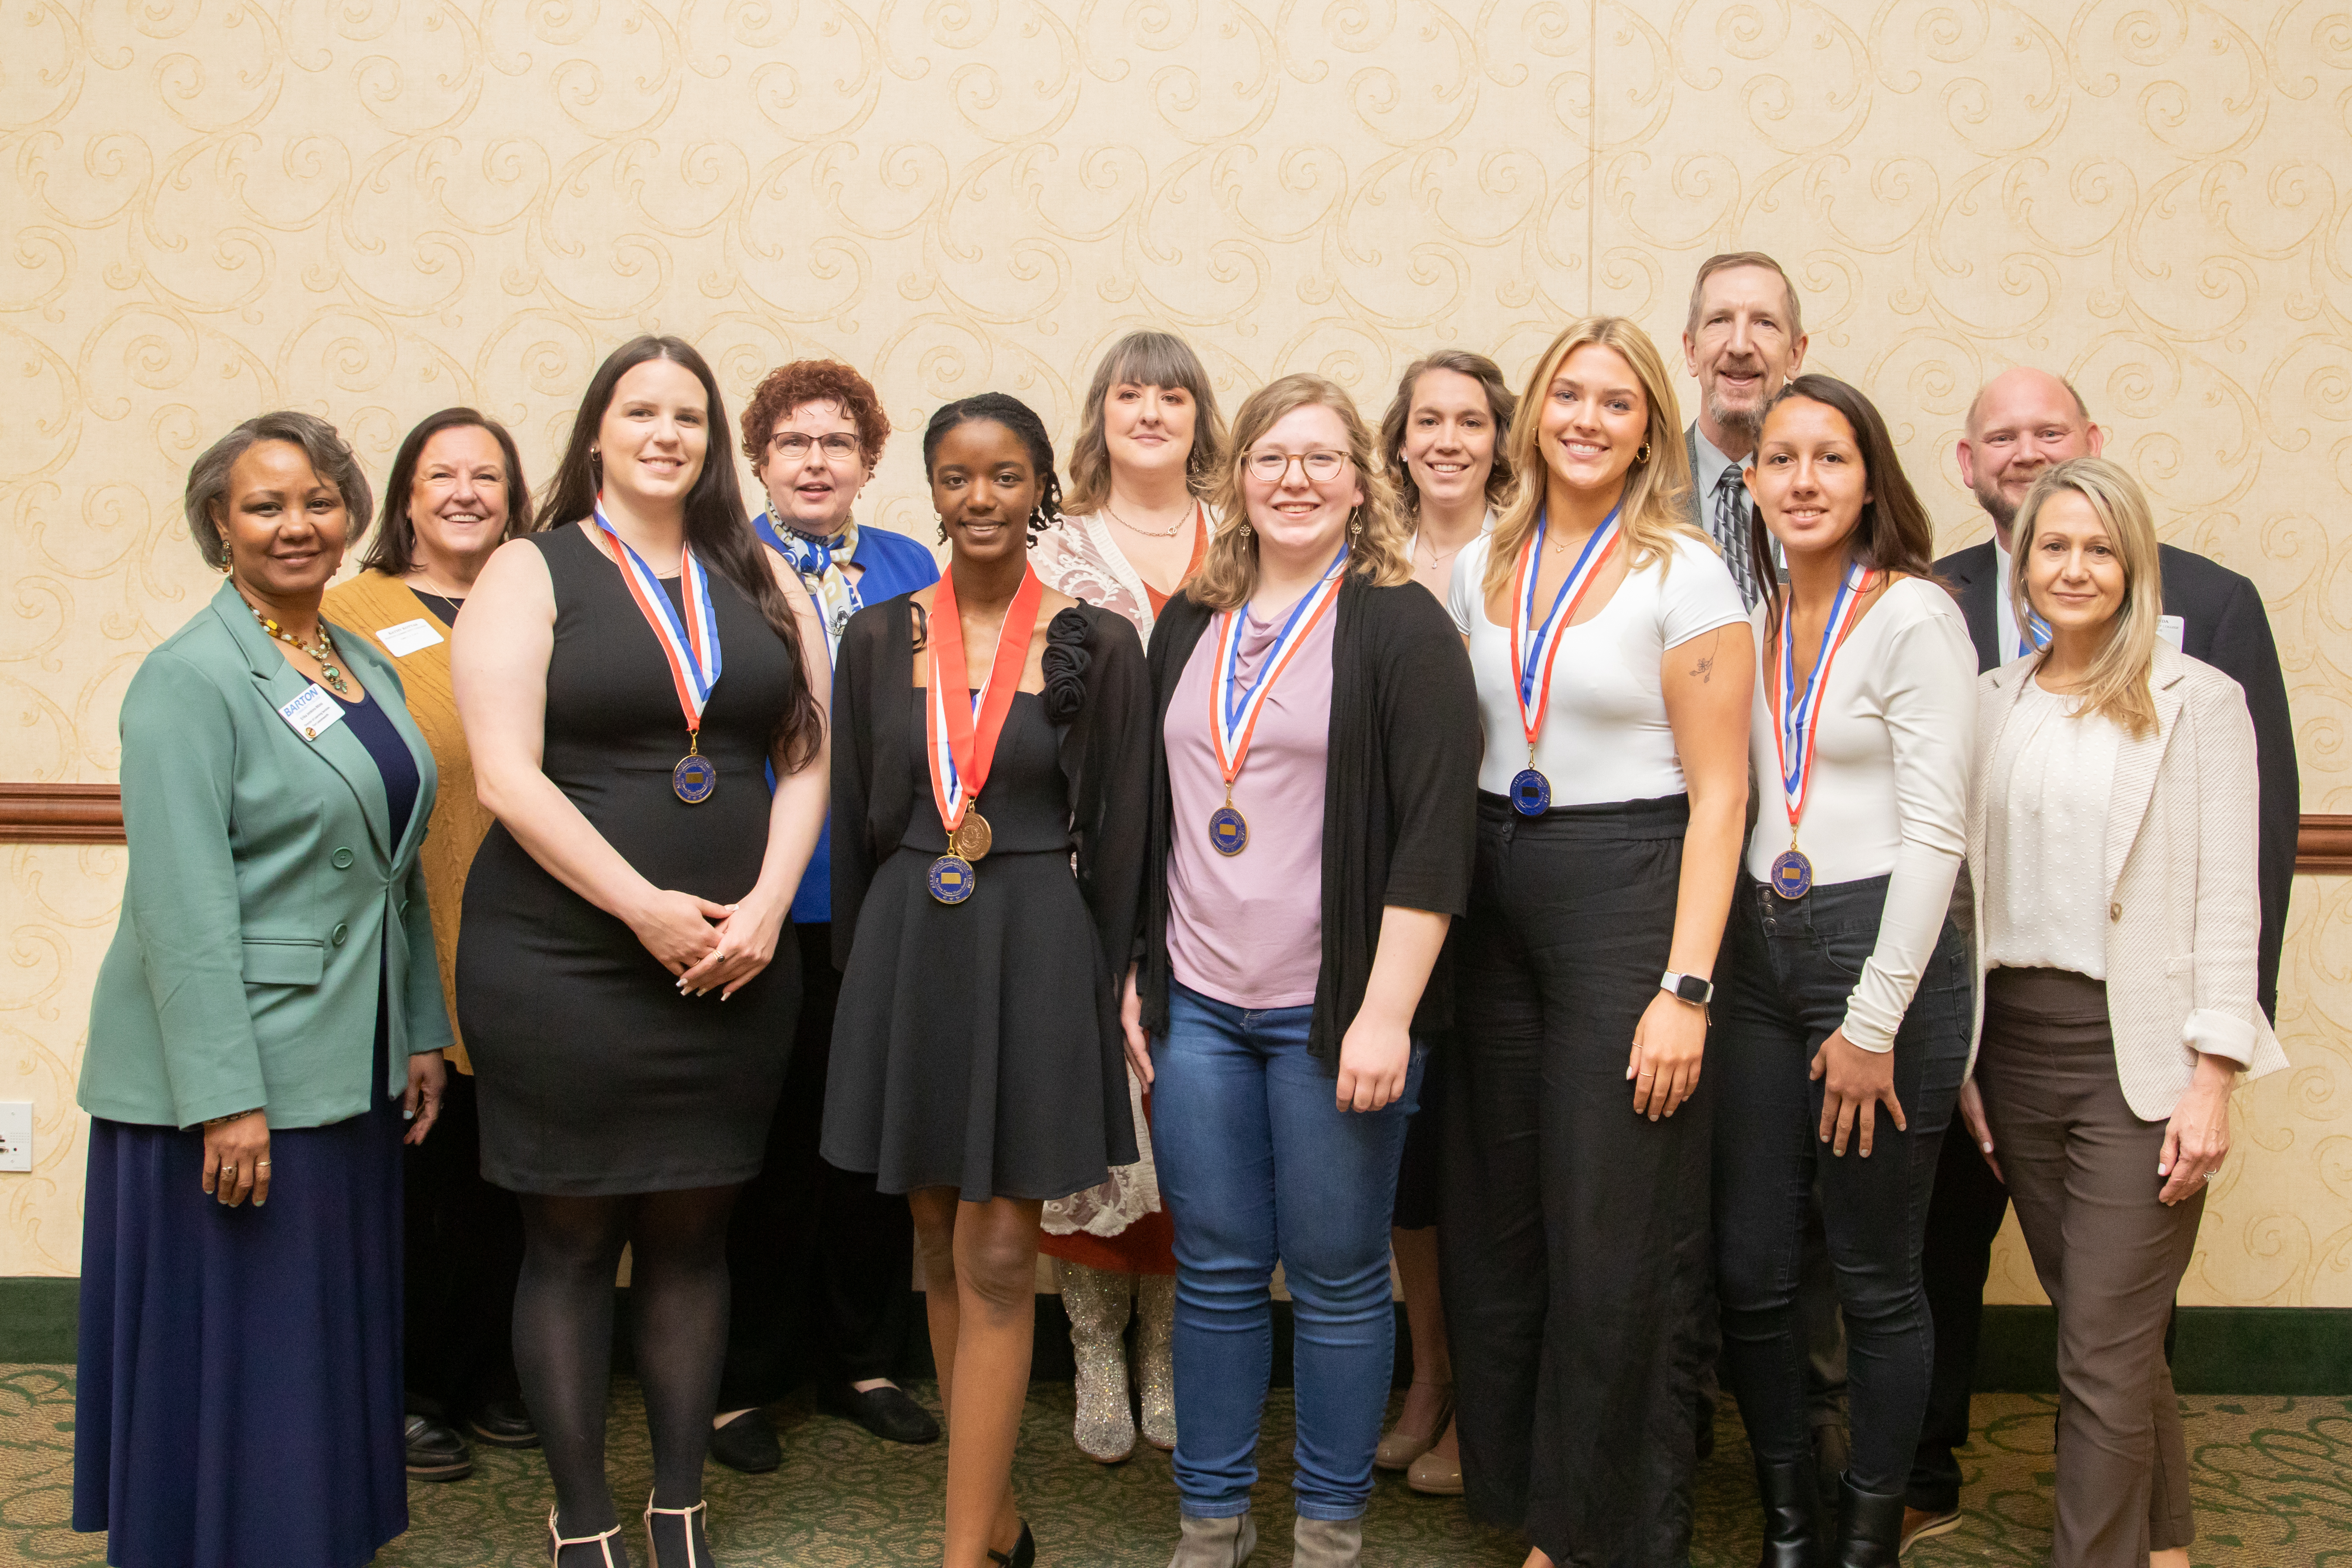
[1962,457,2286,1568]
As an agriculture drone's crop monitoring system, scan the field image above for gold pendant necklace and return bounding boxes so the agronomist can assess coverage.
[251,607,352,696]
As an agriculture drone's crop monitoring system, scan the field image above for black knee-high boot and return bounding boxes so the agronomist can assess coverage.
[1830,1474,1906,1568]
[1753,1457,1823,1568]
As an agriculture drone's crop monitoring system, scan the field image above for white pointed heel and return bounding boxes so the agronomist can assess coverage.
[549,1507,625,1567]
[644,1492,709,1568]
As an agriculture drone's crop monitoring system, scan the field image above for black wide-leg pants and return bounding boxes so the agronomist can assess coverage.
[1440,794,1713,1567]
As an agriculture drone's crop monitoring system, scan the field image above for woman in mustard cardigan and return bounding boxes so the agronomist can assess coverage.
[324,406,540,1477]
[75,411,451,1568]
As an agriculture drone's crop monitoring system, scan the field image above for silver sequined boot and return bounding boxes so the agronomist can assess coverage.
[1291,1515,1362,1568]
[1136,1272,1177,1451]
[1058,1259,1136,1463]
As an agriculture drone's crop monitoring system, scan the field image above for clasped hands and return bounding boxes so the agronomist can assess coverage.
[632,885,783,999]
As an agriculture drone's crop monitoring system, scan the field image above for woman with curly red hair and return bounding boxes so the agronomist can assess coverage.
[706,359,947,1472]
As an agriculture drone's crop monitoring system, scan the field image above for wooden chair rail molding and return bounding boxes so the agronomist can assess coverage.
[4,780,2351,871]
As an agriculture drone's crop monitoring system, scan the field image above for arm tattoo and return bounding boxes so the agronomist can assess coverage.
[1691,627,1722,683]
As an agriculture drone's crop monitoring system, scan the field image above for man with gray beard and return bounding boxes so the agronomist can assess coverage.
[1680,252,1808,608]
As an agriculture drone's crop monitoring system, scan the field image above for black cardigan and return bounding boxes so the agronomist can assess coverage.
[830,597,1153,991]
[1140,577,1481,1065]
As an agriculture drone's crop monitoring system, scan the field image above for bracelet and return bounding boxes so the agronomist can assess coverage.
[203,1108,261,1128]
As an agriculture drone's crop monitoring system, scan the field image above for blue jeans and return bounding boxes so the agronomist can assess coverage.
[1150,980,1426,1521]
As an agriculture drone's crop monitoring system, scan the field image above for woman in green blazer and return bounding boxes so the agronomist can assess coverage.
[73,410,454,1568]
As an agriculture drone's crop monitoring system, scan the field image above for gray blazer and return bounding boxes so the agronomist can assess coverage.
[1965,641,2287,1119]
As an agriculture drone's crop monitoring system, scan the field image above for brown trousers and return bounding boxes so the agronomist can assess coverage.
[1974,967,2200,1566]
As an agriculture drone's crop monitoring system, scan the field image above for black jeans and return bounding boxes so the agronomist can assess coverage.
[1441,794,1713,1567]
[1906,1102,2008,1510]
[1713,872,1970,1495]
[719,923,915,1405]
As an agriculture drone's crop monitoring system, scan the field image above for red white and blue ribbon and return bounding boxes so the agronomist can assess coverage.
[1508,506,1621,754]
[594,501,722,738]
[925,565,1043,835]
[1208,545,1348,791]
[1772,561,1876,833]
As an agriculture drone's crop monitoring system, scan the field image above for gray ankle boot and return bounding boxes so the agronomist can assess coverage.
[1166,1512,1255,1568]
[1291,1515,1361,1568]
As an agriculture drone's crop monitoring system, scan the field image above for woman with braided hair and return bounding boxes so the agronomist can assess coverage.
[822,393,1154,1568]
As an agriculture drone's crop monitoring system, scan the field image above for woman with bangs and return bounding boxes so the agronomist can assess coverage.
[1438,318,1753,1568]
[1131,373,1479,1568]
[1967,457,2285,1568]
[1030,329,1228,1465]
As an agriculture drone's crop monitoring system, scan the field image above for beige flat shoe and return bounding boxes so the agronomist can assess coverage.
[1374,1385,1453,1471]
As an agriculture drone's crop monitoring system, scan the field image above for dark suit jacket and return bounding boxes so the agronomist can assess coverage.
[1938,538,2298,1020]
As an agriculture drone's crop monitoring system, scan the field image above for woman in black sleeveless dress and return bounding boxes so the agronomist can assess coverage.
[454,336,828,1568]
[824,394,1149,1568]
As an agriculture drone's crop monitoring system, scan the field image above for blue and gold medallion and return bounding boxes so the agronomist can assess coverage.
[927,854,976,905]
[1769,846,1814,900]
[1209,803,1250,857]
[672,750,717,804]
[1509,766,1551,817]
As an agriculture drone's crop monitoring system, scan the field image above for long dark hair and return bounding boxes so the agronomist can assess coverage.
[540,336,823,772]
[360,407,534,576]
[1749,373,1938,653]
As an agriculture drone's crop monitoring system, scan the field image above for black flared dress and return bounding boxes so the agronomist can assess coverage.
[459,525,807,1195]
[822,598,1150,1202]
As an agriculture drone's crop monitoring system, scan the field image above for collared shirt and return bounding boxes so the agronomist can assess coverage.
[1995,534,2025,660]
[1692,423,1746,503]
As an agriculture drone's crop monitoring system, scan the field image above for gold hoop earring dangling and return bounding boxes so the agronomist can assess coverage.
[1349,507,1363,538]
[1636,441,1653,465]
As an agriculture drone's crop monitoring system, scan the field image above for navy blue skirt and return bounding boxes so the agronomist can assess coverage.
[74,1018,408,1568]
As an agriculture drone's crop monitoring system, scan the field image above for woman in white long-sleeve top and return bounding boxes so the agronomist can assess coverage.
[1966,455,2287,1568]
[1712,376,1979,1568]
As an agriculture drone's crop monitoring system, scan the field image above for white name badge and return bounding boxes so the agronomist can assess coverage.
[376,617,445,656]
[278,682,346,741]
[2158,614,2186,652]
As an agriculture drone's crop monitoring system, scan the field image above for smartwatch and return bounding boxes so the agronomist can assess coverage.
[1659,970,1713,1007]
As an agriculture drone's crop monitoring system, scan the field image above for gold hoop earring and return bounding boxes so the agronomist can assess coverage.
[1636,441,1653,465]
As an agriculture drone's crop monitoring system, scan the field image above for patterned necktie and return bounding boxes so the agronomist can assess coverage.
[1712,463,1758,609]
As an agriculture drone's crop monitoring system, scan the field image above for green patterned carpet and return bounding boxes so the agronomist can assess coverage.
[4,1367,2344,1564]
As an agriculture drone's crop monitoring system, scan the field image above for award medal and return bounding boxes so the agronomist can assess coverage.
[1506,505,1622,816]
[593,503,724,804]
[1206,546,1348,856]
[924,564,1046,903]
[1769,561,1876,899]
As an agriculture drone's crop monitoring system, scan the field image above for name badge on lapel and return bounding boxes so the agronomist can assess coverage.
[278,683,346,741]
[376,618,445,656]
[2157,615,2185,652]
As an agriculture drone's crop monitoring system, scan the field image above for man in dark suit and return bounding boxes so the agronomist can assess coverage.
[1679,251,1808,609]
[1903,366,2299,1550]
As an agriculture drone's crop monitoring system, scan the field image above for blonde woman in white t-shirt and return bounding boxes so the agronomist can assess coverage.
[1709,376,1978,1568]
[1966,457,2286,1568]
[1438,318,1752,1568]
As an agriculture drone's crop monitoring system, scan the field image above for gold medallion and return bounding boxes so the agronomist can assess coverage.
[951,810,993,863]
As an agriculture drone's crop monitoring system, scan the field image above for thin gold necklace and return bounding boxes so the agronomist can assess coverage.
[248,604,352,696]
[1104,499,1192,539]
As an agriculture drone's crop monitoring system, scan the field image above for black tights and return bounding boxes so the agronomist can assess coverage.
[515,1184,742,1536]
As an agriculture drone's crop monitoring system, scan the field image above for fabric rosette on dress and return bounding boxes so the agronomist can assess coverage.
[1037,609,1166,1237]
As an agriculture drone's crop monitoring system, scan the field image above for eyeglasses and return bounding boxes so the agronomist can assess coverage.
[771,432,862,462]
[1246,449,1351,484]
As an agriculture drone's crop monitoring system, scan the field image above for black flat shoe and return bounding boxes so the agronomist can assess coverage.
[819,1381,941,1445]
[470,1395,542,1449]
[985,1521,1034,1567]
[707,1408,781,1474]
[405,1412,473,1482]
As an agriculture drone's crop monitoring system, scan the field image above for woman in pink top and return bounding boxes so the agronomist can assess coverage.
[1131,374,1479,1568]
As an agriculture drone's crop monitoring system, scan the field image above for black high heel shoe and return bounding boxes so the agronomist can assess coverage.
[986,1521,1036,1567]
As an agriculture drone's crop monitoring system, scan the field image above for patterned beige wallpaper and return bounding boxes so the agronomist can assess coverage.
[2,2,2347,1301]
